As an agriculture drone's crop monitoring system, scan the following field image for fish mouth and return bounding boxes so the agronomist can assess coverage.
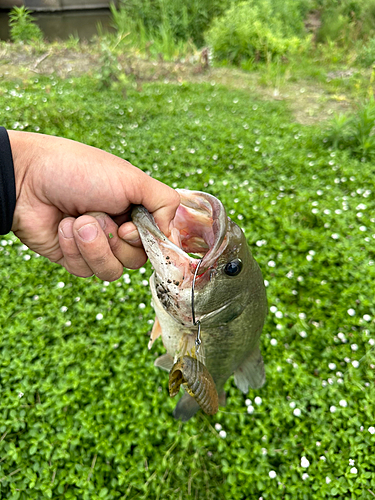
[132,189,228,285]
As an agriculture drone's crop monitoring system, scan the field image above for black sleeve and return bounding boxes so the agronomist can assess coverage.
[0,127,16,235]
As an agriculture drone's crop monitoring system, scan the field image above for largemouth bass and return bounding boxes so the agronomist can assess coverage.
[132,190,268,421]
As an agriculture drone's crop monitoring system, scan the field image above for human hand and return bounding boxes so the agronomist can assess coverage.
[9,131,180,281]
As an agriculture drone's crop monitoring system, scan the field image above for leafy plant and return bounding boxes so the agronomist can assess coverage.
[205,0,308,65]
[324,99,375,158]
[8,6,43,43]
[357,37,375,67]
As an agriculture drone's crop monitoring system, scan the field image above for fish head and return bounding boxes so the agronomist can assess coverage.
[132,189,259,327]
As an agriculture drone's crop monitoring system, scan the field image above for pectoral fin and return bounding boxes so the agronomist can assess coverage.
[173,392,201,422]
[234,346,265,393]
[154,353,174,372]
[148,317,162,350]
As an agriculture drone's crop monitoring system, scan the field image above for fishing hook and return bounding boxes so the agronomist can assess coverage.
[192,258,203,353]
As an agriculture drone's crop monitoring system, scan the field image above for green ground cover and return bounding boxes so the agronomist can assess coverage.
[0,75,375,499]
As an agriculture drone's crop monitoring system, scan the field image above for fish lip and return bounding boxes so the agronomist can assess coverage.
[131,190,228,275]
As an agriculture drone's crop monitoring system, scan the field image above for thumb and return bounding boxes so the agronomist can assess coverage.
[134,176,180,236]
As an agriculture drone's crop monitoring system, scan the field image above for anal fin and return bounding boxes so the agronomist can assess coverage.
[154,353,174,372]
[148,317,162,350]
[234,346,265,393]
[173,392,200,422]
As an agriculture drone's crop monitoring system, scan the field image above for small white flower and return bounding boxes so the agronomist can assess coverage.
[261,448,267,455]
[270,339,278,346]
[245,399,252,406]
[299,313,306,320]
[247,405,255,414]
[368,426,375,434]
[349,459,355,466]
[60,306,68,313]
[325,477,331,484]
[369,339,375,346]
[328,363,336,370]
[316,441,321,447]
[331,233,339,240]
[268,260,276,267]
[269,470,277,479]
[301,456,310,468]
[352,360,359,368]
[142,280,149,286]
[339,400,347,407]
[359,226,367,232]
[330,406,337,413]
[337,332,346,342]
[320,456,326,461]
[139,303,146,309]
[275,311,283,318]
[302,473,309,480]
[215,423,222,431]
[23,254,31,261]
[264,280,269,287]
[293,408,301,417]
[139,267,146,274]
[18,392,24,398]
[103,281,110,287]
[351,344,358,351]
[286,270,294,278]
[363,314,371,322]
[96,313,103,320]
[57,282,65,288]
[350,467,358,474]
[299,331,307,338]
[270,306,278,313]
[276,324,283,331]
[219,430,227,438]
[254,397,262,405]
[344,357,351,363]
[65,321,71,327]
[289,402,296,408]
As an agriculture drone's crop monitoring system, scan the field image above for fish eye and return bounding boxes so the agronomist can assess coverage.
[224,258,243,277]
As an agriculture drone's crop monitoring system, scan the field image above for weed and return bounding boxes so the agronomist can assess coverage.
[8,6,43,43]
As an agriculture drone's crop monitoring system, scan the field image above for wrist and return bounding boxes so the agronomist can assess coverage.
[7,130,32,202]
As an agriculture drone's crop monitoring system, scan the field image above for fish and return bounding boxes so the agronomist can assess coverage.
[132,189,268,421]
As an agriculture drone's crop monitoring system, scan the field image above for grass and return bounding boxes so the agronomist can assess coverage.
[0,74,375,499]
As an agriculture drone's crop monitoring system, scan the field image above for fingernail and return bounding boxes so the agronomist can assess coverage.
[60,222,73,239]
[78,223,98,242]
[121,229,140,243]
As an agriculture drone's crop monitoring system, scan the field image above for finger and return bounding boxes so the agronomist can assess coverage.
[58,217,94,278]
[73,214,124,281]
[118,221,143,248]
[75,213,147,276]
[132,176,180,237]
[93,214,147,269]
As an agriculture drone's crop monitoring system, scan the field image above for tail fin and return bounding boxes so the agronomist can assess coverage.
[173,393,200,422]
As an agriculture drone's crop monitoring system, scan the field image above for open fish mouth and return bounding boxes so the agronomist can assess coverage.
[132,189,228,286]
[132,190,229,324]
